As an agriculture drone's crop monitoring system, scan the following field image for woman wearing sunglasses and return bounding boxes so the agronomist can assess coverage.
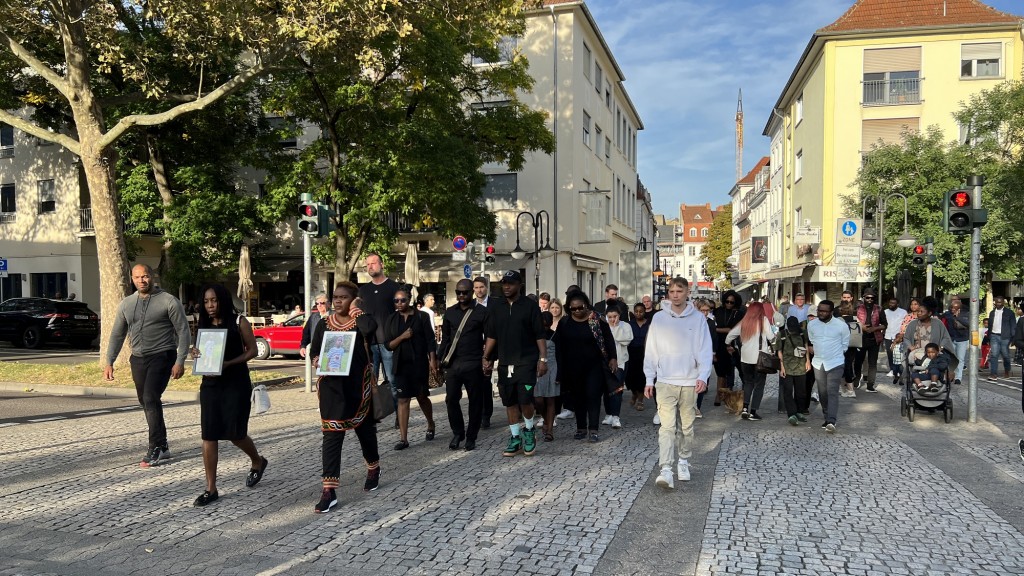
[384,288,438,450]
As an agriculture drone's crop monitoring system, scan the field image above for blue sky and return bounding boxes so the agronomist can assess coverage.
[583,0,1023,216]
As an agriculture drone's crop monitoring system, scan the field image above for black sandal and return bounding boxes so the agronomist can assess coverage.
[394,440,410,451]
[193,490,219,507]
[246,456,268,488]
[425,429,435,441]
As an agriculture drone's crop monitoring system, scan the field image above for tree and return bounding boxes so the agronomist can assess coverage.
[702,204,733,288]
[262,0,555,277]
[0,0,419,357]
[851,126,1018,295]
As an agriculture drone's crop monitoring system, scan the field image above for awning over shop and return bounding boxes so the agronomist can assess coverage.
[764,263,815,280]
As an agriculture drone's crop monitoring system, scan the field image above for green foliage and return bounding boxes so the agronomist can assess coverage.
[850,126,1019,295]
[702,204,733,287]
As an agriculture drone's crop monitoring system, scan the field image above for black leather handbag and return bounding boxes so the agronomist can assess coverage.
[755,322,780,374]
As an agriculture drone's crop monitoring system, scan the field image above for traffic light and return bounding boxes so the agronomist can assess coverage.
[298,200,319,235]
[943,189,988,235]
[912,245,926,267]
[485,245,495,263]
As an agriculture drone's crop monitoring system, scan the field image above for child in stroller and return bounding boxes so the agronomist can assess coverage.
[911,343,949,392]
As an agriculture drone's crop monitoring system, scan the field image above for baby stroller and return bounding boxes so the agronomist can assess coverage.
[899,344,957,423]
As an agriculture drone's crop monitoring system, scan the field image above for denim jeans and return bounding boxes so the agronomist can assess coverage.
[952,340,969,381]
[989,334,1012,376]
[813,364,844,425]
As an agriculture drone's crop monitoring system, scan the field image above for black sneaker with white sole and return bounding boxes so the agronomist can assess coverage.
[1018,439,1024,463]
[314,488,338,513]
[140,446,170,468]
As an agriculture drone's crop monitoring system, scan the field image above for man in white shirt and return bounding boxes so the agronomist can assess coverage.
[643,277,713,490]
[787,293,811,323]
[806,300,850,433]
[883,297,908,384]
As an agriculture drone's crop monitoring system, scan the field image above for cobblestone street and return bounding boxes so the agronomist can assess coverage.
[2,372,1023,575]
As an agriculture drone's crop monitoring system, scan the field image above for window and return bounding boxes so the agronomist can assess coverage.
[615,109,620,147]
[701,228,708,238]
[604,136,611,164]
[689,227,697,238]
[863,47,921,105]
[595,126,602,157]
[0,123,12,158]
[795,150,803,181]
[688,246,696,257]
[621,117,626,150]
[796,94,804,123]
[582,110,591,147]
[266,116,297,148]
[38,179,55,214]
[0,183,14,223]
[862,117,919,150]
[961,43,1001,78]
[471,36,518,66]
[480,173,517,210]
[595,64,603,94]
[583,43,592,81]
[605,81,612,109]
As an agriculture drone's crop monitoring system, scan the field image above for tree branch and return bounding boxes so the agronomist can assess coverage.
[0,29,74,101]
[98,93,199,108]
[98,58,272,149]
[0,109,81,154]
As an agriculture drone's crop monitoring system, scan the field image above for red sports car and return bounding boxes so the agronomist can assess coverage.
[252,314,306,360]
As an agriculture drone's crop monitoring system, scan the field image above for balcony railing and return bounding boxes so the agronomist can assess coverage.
[0,212,15,223]
[382,211,437,234]
[863,78,921,105]
[79,207,161,235]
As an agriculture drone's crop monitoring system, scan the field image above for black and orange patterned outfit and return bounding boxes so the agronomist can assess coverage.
[310,307,379,491]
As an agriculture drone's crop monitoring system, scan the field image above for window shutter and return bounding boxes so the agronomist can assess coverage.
[862,118,920,150]
[961,43,1001,61]
[863,47,921,73]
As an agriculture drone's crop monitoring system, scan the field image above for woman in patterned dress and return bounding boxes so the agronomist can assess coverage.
[310,281,380,514]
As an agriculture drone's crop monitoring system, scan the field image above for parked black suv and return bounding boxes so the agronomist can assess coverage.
[0,298,100,349]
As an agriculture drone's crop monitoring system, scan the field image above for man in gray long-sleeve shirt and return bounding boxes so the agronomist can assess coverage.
[103,264,191,468]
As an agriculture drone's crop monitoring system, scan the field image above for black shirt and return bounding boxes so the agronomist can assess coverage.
[552,317,616,369]
[438,301,489,365]
[594,299,630,319]
[485,295,544,366]
[358,278,398,344]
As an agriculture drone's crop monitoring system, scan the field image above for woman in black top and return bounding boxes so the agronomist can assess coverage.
[553,291,617,442]
[712,290,744,404]
[310,281,380,514]
[384,288,438,450]
[190,284,267,507]
[626,302,651,410]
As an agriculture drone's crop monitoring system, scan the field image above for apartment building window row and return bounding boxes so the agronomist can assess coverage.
[595,64,603,94]
[862,117,919,152]
[863,47,921,106]
[582,110,591,148]
[604,136,611,164]
[794,150,803,182]
[0,183,16,223]
[961,43,1001,78]
[796,94,804,124]
[583,43,592,81]
[38,179,55,214]
[605,81,612,109]
[0,123,13,158]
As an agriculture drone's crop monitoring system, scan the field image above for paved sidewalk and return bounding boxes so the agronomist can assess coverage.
[1,372,1022,576]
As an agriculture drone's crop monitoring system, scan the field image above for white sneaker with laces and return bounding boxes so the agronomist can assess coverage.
[886,370,894,377]
[534,416,544,427]
[676,460,691,481]
[602,415,614,426]
[653,413,661,425]
[655,466,674,489]
[611,416,622,429]
[556,409,574,420]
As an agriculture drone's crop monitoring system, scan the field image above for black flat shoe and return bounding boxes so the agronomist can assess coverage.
[394,440,410,451]
[449,436,464,450]
[464,439,476,451]
[426,429,436,441]
[245,456,268,488]
[193,490,218,507]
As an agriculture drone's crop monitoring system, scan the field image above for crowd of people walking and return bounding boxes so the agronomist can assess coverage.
[106,259,1024,511]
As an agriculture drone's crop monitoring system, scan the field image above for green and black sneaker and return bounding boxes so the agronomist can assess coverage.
[502,434,523,457]
[522,428,537,456]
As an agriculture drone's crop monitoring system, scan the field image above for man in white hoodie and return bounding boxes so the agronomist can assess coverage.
[644,277,714,489]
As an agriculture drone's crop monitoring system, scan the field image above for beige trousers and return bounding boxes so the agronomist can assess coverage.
[654,383,696,469]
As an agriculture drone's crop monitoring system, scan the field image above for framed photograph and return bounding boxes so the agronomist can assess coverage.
[193,328,228,376]
[317,331,357,376]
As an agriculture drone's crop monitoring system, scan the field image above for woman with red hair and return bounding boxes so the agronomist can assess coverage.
[725,303,774,420]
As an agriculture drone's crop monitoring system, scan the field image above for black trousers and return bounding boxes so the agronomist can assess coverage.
[739,362,767,412]
[129,350,176,450]
[780,373,807,417]
[321,423,379,488]
[566,365,603,431]
[445,362,485,442]
[800,367,815,414]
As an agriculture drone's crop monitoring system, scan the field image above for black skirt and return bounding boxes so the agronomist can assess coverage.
[200,376,251,440]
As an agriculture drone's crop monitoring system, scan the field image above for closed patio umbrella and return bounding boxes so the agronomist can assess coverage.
[237,244,253,316]
[404,242,419,300]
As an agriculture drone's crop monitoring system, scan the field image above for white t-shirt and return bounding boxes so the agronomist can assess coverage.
[991,308,1004,334]
[884,308,908,340]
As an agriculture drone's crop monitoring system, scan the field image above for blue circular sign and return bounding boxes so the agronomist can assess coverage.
[841,220,858,237]
[452,235,467,251]
[463,264,472,279]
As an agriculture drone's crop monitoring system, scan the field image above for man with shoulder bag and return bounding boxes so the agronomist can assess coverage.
[439,279,490,451]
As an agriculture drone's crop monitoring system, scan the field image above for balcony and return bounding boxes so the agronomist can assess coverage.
[79,207,161,236]
[863,77,921,106]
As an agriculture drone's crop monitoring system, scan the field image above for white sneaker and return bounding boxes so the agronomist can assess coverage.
[886,370,894,378]
[655,466,674,489]
[602,415,614,426]
[556,409,574,420]
[694,407,703,419]
[611,416,622,429]
[534,416,544,427]
[811,390,820,402]
[676,460,691,481]
[653,413,661,425]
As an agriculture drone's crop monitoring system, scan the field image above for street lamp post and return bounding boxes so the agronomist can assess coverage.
[862,193,917,296]
[511,210,555,296]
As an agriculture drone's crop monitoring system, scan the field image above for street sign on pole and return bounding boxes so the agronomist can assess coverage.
[966,176,984,423]
[452,235,467,251]
[834,220,863,283]
[0,258,7,271]
[463,264,472,279]
[451,251,467,262]
[835,219,863,245]
[794,226,821,244]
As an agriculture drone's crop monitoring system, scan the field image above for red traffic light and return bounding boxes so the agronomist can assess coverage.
[913,245,925,255]
[486,245,495,254]
[950,191,971,208]
[300,204,318,217]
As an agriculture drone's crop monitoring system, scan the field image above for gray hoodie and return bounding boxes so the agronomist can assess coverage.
[105,288,191,366]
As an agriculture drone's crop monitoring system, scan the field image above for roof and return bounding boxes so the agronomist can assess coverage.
[679,203,714,225]
[819,0,1021,34]
[737,157,770,186]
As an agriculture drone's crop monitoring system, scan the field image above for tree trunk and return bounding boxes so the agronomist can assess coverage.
[147,134,176,290]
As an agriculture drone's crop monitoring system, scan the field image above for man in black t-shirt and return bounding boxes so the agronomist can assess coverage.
[484,270,547,457]
[358,253,399,400]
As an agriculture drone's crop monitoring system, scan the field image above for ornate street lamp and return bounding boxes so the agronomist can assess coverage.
[862,193,917,297]
[511,210,555,296]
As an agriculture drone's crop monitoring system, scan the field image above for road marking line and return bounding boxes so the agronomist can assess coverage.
[116,406,139,411]
[75,410,112,416]
[0,422,20,428]
[27,416,66,422]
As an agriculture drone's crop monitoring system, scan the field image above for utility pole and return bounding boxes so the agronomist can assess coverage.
[966,176,983,423]
[925,236,934,295]
[300,192,314,394]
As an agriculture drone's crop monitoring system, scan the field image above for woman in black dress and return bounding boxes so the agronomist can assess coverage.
[310,281,380,513]
[712,290,744,404]
[384,288,438,450]
[626,302,651,411]
[191,284,267,507]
